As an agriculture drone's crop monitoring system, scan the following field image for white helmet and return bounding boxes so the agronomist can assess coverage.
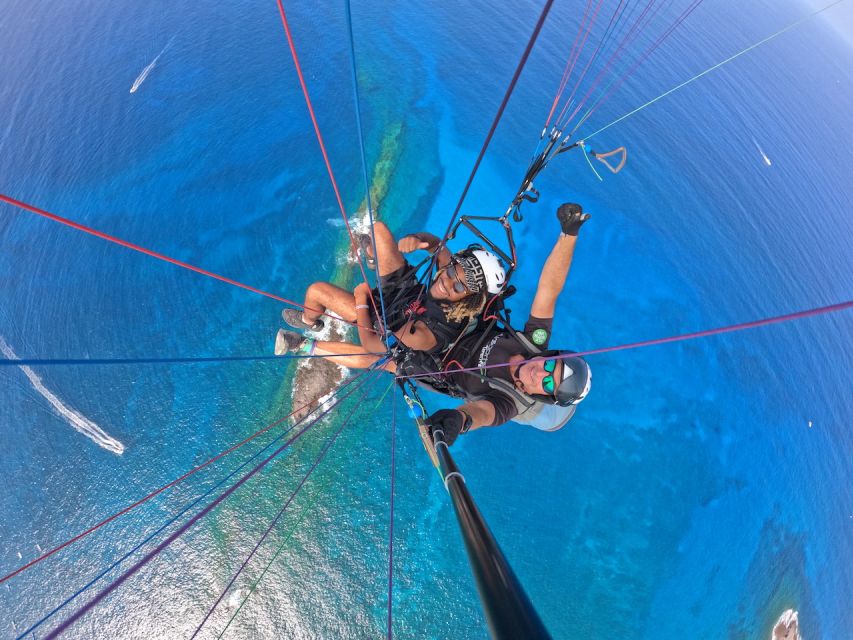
[453,248,506,295]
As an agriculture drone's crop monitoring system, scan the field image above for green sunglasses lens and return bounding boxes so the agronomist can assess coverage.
[540,359,558,393]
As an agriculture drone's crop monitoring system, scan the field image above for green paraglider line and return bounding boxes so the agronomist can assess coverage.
[582,0,848,141]
[188,374,383,639]
[580,143,604,181]
[214,476,327,639]
[4,0,851,638]
[214,380,396,639]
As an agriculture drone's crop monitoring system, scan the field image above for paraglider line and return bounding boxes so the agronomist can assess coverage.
[401,299,853,380]
[386,385,398,639]
[13,372,369,639]
[273,0,380,313]
[582,0,848,141]
[43,371,378,639]
[0,352,386,367]
[0,193,376,332]
[190,375,375,638]
[344,0,391,337]
[0,370,370,586]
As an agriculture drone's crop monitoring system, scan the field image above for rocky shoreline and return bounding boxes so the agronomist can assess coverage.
[772,609,800,640]
[289,122,404,421]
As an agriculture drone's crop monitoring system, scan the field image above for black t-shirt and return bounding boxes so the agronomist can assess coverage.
[371,262,469,354]
[444,315,554,426]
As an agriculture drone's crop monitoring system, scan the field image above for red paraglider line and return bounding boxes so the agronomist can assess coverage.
[0,193,375,331]
[0,371,369,586]
[401,300,853,380]
[273,0,383,322]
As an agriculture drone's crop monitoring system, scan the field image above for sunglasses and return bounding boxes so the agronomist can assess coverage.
[514,358,559,394]
[447,262,468,294]
[542,358,558,394]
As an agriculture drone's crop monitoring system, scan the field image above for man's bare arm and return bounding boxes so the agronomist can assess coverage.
[398,231,452,267]
[530,234,578,318]
[530,203,590,319]
[354,283,386,353]
[456,399,497,430]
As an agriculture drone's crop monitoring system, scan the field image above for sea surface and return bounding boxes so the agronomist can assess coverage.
[1,0,851,638]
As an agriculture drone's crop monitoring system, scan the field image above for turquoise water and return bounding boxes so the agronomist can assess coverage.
[1,0,851,638]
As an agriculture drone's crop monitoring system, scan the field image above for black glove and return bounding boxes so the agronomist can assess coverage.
[557,202,591,236]
[427,409,471,446]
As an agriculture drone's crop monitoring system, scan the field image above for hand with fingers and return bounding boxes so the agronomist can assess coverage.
[397,235,431,253]
[557,202,591,236]
[354,282,372,301]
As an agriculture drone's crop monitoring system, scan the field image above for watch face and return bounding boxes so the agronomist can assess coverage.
[531,328,548,346]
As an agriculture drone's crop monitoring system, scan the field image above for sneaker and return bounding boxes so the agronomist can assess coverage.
[356,233,376,270]
[282,308,325,332]
[274,329,306,355]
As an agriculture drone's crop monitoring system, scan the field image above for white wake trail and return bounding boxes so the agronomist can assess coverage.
[752,137,772,166]
[0,336,125,455]
[130,36,174,94]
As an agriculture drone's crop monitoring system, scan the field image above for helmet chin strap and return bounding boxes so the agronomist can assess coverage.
[511,361,527,391]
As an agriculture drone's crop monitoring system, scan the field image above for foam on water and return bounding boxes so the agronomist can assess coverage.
[129,36,174,93]
[0,336,125,455]
[1,0,851,636]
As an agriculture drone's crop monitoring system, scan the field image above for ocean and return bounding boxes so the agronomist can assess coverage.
[1,0,851,638]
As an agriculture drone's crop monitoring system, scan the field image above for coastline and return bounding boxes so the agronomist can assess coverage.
[289,121,406,421]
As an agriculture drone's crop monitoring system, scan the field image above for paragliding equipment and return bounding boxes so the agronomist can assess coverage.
[399,381,552,640]
[1,0,852,638]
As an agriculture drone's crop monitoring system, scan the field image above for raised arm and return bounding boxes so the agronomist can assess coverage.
[530,202,590,319]
[398,231,453,267]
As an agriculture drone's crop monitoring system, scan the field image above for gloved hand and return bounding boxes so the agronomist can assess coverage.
[557,202,591,236]
[426,409,470,446]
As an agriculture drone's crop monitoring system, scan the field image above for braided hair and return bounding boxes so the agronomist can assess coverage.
[434,264,488,323]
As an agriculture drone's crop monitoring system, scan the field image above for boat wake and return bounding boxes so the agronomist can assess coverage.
[752,137,772,166]
[0,336,125,455]
[130,36,174,94]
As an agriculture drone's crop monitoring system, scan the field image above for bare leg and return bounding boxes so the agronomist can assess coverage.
[313,340,387,370]
[367,222,406,277]
[302,282,356,325]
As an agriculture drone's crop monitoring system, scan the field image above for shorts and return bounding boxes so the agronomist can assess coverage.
[369,263,422,332]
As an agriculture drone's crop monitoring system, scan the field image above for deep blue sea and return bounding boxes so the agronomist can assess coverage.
[1,0,851,638]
